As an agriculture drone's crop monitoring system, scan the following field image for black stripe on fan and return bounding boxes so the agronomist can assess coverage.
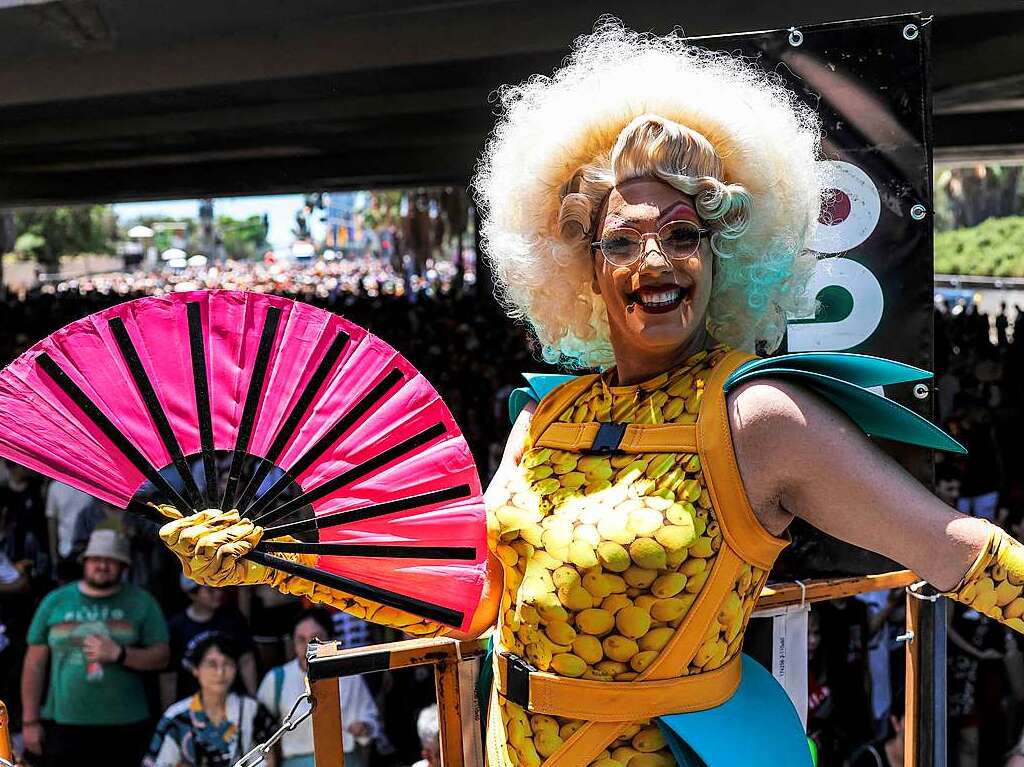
[127,499,171,526]
[262,484,472,539]
[252,421,447,527]
[234,329,351,514]
[242,549,463,627]
[36,353,192,512]
[221,306,282,512]
[187,302,218,508]
[108,317,202,510]
[244,368,404,520]
[121,508,464,628]
[256,541,478,560]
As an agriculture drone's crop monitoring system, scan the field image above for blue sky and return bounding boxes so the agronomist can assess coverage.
[113,194,306,249]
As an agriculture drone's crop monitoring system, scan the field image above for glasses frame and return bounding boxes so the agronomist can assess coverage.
[590,219,710,268]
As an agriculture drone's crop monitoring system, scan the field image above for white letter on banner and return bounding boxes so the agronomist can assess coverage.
[787,257,884,352]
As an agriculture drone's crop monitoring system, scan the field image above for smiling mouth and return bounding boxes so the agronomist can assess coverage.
[628,285,688,314]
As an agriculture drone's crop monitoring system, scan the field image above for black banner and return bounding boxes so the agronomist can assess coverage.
[695,14,934,576]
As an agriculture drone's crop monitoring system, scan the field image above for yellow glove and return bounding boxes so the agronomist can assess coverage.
[944,520,1024,632]
[157,507,272,586]
[155,505,448,636]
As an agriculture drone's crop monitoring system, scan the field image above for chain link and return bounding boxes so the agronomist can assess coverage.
[233,692,315,767]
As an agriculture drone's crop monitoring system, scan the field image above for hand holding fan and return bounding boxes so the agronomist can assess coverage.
[0,290,487,633]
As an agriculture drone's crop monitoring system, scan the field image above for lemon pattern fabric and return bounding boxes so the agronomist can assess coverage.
[946,519,1024,632]
[488,346,779,767]
[157,506,447,638]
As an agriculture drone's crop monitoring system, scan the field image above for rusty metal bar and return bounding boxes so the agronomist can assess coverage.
[905,584,946,767]
[0,700,11,765]
[307,634,468,679]
[304,571,935,766]
[435,660,466,767]
[757,570,917,609]
[311,675,345,767]
[906,587,922,767]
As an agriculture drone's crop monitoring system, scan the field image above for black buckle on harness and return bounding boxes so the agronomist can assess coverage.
[588,422,627,454]
[501,652,537,709]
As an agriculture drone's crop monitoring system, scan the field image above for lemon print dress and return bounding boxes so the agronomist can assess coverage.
[486,345,967,767]
[150,339,973,766]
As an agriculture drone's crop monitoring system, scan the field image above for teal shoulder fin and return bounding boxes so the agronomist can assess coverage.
[508,373,577,423]
[725,351,930,389]
[723,352,966,454]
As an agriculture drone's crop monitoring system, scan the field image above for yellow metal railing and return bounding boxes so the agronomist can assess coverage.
[0,700,13,766]
[305,570,924,766]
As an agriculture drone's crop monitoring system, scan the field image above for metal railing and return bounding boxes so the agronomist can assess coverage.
[298,569,942,767]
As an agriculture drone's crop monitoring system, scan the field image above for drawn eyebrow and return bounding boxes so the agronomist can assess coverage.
[605,201,699,230]
[658,202,699,224]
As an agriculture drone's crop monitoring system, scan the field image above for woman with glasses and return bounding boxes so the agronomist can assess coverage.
[144,631,278,767]
[159,19,1024,767]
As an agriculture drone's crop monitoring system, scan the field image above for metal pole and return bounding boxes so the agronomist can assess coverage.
[906,586,947,767]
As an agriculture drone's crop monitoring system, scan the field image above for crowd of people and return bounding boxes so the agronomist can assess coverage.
[1,259,1024,765]
[0,258,529,766]
[13,524,437,767]
[803,297,1024,767]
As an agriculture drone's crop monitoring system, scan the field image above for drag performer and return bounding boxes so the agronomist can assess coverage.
[148,20,1024,767]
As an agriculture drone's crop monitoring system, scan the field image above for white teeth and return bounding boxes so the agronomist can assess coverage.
[637,288,682,307]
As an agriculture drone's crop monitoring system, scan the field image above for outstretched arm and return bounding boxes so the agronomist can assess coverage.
[157,401,535,641]
[730,379,1001,611]
[157,508,452,636]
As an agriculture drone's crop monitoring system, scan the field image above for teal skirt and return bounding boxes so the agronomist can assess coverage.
[657,656,813,766]
[479,648,812,767]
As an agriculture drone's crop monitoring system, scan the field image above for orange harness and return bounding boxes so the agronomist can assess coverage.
[487,350,790,766]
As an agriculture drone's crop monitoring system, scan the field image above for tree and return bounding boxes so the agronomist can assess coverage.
[364,191,405,270]
[9,205,117,268]
[217,214,269,260]
[0,211,14,253]
[934,215,1024,277]
[0,210,14,299]
[936,166,1023,230]
[123,215,194,255]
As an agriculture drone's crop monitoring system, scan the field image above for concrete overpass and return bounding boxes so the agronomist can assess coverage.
[0,0,1022,205]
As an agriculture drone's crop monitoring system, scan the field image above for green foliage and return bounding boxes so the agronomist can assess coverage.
[13,232,46,256]
[124,215,194,254]
[119,213,267,260]
[934,165,1023,231]
[11,206,117,266]
[934,215,1024,277]
[217,214,268,260]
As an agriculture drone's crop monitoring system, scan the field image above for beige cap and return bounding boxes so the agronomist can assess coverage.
[80,529,131,566]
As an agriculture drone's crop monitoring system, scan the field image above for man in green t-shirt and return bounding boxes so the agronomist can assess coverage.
[21,529,169,767]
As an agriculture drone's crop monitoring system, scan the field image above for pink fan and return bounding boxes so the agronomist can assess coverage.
[0,290,486,630]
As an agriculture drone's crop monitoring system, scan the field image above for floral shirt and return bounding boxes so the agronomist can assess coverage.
[144,692,275,767]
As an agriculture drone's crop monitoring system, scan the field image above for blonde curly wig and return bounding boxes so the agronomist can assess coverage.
[473,18,827,368]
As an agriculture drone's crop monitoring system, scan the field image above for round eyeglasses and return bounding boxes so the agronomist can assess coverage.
[591,220,709,268]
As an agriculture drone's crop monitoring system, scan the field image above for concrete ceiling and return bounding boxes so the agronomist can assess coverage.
[0,0,1022,205]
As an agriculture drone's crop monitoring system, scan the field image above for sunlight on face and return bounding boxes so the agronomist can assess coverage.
[592,178,713,366]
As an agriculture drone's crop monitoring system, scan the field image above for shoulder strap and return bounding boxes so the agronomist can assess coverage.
[698,350,790,572]
[272,665,285,714]
[526,375,601,447]
[508,373,578,423]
